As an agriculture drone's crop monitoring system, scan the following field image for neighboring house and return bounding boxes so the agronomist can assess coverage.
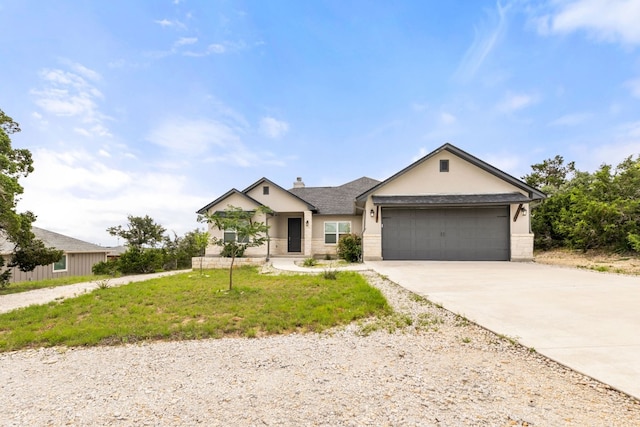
[197,143,546,261]
[0,227,109,283]
[106,245,128,261]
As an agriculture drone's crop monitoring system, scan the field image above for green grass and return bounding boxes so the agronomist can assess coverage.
[0,267,391,352]
[0,274,113,296]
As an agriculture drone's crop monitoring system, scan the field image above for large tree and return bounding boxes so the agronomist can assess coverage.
[526,154,640,252]
[107,215,166,249]
[0,109,63,286]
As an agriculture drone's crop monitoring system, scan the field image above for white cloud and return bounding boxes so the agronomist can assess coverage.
[412,147,429,162]
[411,103,428,112]
[482,153,523,176]
[617,120,640,138]
[154,19,186,29]
[259,117,290,139]
[440,112,457,125]
[625,77,640,98]
[536,0,640,45]
[30,64,111,138]
[19,148,203,246]
[183,43,233,57]
[497,92,539,113]
[175,37,198,47]
[454,1,510,81]
[147,118,240,154]
[549,112,593,126]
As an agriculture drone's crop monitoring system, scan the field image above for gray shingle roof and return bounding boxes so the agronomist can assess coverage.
[0,227,108,255]
[289,177,380,215]
[371,193,532,206]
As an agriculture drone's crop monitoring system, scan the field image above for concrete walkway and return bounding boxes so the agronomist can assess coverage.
[364,261,640,400]
[0,270,190,314]
[269,258,370,273]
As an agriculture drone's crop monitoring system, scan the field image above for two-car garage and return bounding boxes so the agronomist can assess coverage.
[381,207,510,261]
[356,144,547,262]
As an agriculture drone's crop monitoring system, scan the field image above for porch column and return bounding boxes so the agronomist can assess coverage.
[303,210,313,256]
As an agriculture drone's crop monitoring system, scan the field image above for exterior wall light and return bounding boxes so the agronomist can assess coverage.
[305,220,309,227]
[370,209,375,217]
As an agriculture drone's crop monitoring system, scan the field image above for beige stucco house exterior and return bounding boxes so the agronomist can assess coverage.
[197,143,545,262]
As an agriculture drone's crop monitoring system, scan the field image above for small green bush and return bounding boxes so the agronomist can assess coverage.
[303,258,317,267]
[322,269,338,280]
[92,259,120,276]
[119,247,164,274]
[338,233,362,262]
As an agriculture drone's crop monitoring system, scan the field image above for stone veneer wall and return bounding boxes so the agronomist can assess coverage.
[362,234,382,261]
[192,256,267,269]
[510,234,534,261]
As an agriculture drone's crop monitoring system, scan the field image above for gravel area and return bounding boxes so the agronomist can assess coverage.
[1,271,639,426]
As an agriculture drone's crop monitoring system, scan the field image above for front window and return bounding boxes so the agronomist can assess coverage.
[324,221,351,244]
[224,229,250,243]
[53,254,67,272]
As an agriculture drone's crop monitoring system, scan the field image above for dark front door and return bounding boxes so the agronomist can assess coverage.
[288,218,302,252]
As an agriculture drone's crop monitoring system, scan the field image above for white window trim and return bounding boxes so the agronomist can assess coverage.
[53,254,68,272]
[324,221,351,244]
[223,229,249,244]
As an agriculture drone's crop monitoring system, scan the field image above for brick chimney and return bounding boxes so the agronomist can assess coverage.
[293,177,305,188]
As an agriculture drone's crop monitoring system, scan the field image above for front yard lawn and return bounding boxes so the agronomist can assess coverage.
[0,267,390,352]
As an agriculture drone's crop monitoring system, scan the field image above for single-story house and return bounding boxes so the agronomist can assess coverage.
[0,226,109,283]
[197,143,546,262]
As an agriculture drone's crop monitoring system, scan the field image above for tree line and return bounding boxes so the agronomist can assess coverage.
[93,215,209,275]
[524,154,640,253]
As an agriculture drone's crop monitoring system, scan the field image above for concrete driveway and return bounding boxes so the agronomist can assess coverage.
[366,261,640,400]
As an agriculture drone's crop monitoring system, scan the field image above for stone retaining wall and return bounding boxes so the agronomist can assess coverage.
[191,256,267,269]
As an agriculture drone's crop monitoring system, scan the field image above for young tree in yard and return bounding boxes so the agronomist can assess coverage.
[191,229,210,274]
[199,205,270,290]
[0,109,63,287]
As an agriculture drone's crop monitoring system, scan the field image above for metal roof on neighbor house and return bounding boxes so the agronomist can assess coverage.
[0,227,109,255]
[289,177,380,215]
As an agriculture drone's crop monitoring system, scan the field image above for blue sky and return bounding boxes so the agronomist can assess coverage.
[1,0,640,245]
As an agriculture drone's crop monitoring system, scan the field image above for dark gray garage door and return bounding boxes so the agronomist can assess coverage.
[382,207,509,261]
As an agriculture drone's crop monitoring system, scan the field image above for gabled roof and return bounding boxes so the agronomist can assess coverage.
[243,177,317,212]
[356,143,546,202]
[289,177,380,215]
[196,188,264,215]
[0,227,108,255]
